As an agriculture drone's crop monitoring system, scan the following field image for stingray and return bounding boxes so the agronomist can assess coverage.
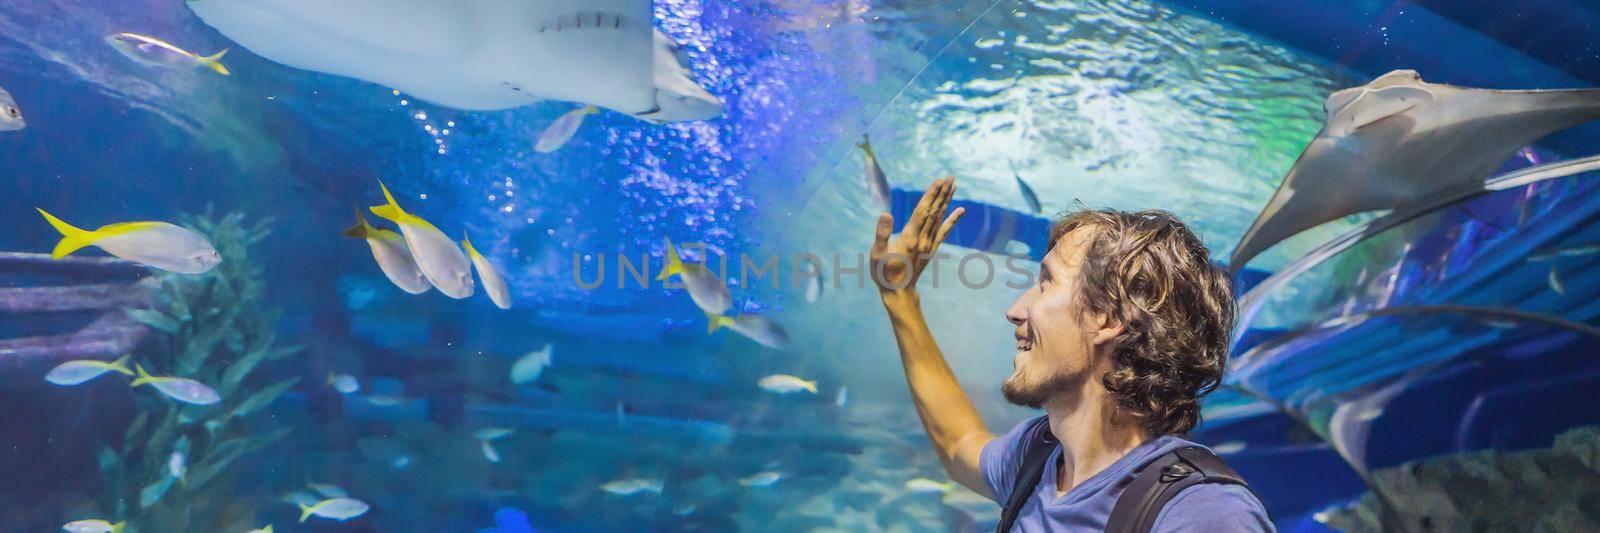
[1231,70,1600,268]
[185,0,722,123]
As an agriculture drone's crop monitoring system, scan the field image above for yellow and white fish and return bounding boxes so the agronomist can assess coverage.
[104,32,229,76]
[46,355,133,386]
[739,471,783,487]
[598,477,663,496]
[61,519,124,533]
[510,343,553,385]
[369,181,473,298]
[708,314,791,349]
[534,105,598,153]
[657,238,731,315]
[344,210,430,294]
[244,526,272,533]
[131,364,220,405]
[904,478,955,494]
[462,234,511,309]
[758,374,817,394]
[37,209,220,274]
[298,497,370,522]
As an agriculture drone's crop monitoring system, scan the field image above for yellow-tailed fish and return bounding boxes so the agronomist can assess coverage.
[46,355,133,386]
[131,364,220,405]
[298,497,369,522]
[757,374,816,394]
[657,238,730,315]
[61,519,124,533]
[37,209,220,274]
[104,32,228,75]
[462,234,511,309]
[708,314,791,349]
[534,105,599,153]
[368,181,473,298]
[856,134,893,212]
[344,209,430,294]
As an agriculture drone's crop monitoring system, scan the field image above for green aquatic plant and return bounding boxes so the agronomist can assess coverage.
[93,211,301,533]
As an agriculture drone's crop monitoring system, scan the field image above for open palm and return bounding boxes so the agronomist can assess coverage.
[870,176,966,294]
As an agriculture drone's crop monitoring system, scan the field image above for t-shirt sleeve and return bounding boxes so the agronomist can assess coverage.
[979,416,1044,503]
[1151,483,1276,532]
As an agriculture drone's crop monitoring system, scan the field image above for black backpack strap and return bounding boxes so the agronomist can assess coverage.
[995,417,1056,533]
[1104,446,1255,533]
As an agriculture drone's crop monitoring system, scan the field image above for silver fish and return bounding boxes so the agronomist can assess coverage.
[657,238,730,315]
[535,105,598,153]
[0,86,24,131]
[104,33,229,75]
[857,134,894,212]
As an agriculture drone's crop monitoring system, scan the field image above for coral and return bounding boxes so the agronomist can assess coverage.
[92,211,302,533]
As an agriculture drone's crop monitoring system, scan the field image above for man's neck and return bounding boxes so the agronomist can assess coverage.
[1041,380,1151,496]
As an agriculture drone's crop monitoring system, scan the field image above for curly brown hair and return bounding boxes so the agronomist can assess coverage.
[1049,209,1234,436]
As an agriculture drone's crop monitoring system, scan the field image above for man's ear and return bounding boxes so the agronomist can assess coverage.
[1089,312,1124,347]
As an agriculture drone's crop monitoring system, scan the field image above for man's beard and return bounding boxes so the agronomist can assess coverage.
[1001,367,1078,409]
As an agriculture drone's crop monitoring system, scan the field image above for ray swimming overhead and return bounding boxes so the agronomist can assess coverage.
[184,0,722,123]
[1230,69,1600,269]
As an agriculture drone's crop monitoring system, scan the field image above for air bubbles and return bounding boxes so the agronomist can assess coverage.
[419,193,429,200]
[414,111,427,120]
[400,99,409,106]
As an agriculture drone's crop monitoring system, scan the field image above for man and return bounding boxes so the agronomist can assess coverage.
[870,177,1273,532]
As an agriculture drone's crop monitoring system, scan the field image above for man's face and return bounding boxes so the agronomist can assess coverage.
[1002,228,1105,408]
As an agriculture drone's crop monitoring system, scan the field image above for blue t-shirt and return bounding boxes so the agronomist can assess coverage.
[981,416,1275,532]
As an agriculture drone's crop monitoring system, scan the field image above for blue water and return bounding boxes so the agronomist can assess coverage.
[2,0,1598,531]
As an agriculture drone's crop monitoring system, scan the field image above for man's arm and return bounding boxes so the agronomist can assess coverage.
[870,177,996,499]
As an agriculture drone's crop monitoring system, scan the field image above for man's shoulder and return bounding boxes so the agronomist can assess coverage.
[1151,482,1276,532]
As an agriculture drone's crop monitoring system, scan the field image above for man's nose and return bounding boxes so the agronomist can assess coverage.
[1006,289,1034,326]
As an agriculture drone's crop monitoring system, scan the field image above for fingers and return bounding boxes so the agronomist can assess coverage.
[905,177,943,237]
[934,206,966,247]
[871,212,893,256]
[919,177,954,248]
